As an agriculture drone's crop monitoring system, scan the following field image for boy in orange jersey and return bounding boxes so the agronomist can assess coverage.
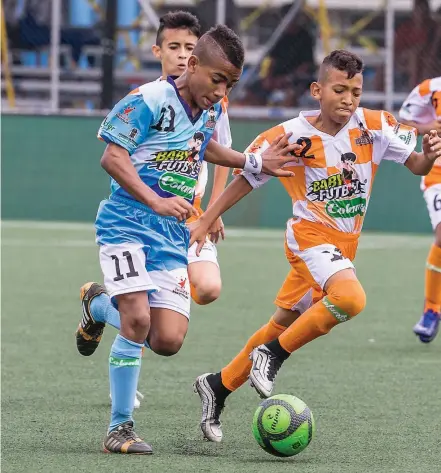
[191,50,441,443]
[399,77,441,342]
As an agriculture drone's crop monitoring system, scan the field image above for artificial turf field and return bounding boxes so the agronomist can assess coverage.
[2,221,440,473]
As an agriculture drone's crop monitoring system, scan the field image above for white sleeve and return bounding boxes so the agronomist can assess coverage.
[381,111,418,164]
[398,85,432,123]
[234,135,272,189]
[240,171,273,189]
[212,110,232,148]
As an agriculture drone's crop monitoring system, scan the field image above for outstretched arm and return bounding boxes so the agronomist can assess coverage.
[189,175,253,254]
[204,134,299,178]
[405,130,441,175]
[101,143,197,220]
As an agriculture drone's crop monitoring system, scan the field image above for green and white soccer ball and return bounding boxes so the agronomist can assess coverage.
[252,394,315,457]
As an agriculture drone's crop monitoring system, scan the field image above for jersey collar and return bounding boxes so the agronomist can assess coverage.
[167,76,203,125]
[299,109,356,138]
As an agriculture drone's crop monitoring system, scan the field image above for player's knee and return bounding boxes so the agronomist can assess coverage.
[149,331,185,356]
[120,312,150,341]
[326,279,366,319]
[191,280,222,305]
[131,312,151,332]
[118,295,151,336]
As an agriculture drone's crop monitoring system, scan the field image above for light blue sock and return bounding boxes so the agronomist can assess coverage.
[108,334,143,433]
[90,294,122,329]
[91,294,151,349]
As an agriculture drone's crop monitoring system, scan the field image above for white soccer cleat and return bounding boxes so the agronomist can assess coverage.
[249,345,283,399]
[109,390,144,409]
[193,373,224,443]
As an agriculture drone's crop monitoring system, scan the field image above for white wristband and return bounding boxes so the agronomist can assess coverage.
[243,152,262,174]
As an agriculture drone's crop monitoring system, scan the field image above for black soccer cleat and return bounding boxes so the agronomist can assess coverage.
[76,282,107,356]
[103,421,153,454]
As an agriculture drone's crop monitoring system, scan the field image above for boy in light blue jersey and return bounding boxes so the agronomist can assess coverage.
[78,12,233,411]
[75,24,297,454]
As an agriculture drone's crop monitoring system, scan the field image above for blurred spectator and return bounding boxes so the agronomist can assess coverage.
[4,0,101,67]
[245,9,316,107]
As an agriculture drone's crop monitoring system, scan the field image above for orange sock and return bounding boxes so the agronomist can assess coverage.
[424,244,441,313]
[278,280,366,354]
[221,316,286,391]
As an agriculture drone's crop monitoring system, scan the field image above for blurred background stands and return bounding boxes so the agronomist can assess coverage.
[1,0,441,115]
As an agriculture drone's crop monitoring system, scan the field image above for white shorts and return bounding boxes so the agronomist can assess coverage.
[285,220,356,289]
[423,184,441,230]
[187,240,219,267]
[291,242,355,289]
[99,243,191,319]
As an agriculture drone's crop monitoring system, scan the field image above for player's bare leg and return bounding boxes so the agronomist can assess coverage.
[147,307,189,356]
[249,268,365,398]
[414,222,441,342]
[194,307,299,442]
[188,260,222,305]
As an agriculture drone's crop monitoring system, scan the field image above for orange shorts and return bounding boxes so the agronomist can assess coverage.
[186,196,203,224]
[421,163,441,191]
[275,219,359,313]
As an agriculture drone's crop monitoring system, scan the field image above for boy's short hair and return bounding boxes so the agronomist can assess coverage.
[156,11,201,45]
[197,25,244,70]
[321,50,364,80]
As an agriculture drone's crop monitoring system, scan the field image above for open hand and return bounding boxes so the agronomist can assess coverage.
[188,219,211,256]
[261,133,301,177]
[208,217,225,244]
[422,130,441,162]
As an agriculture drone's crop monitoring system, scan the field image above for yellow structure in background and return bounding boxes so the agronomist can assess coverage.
[1,0,16,107]
[305,0,384,54]
[317,0,331,54]
[240,0,274,31]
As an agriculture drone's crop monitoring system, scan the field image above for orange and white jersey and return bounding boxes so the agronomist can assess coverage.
[399,77,441,190]
[239,108,417,235]
[194,96,232,202]
[399,77,441,124]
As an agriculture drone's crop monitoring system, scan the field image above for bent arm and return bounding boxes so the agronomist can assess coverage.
[101,143,159,207]
[404,151,436,176]
[204,139,247,169]
[404,130,441,175]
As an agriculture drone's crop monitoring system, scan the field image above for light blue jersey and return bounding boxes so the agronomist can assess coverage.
[95,77,225,318]
[98,77,222,203]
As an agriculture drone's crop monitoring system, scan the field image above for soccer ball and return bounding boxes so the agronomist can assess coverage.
[252,394,315,457]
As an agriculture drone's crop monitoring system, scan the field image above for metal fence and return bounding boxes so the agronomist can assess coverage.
[1,0,441,118]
